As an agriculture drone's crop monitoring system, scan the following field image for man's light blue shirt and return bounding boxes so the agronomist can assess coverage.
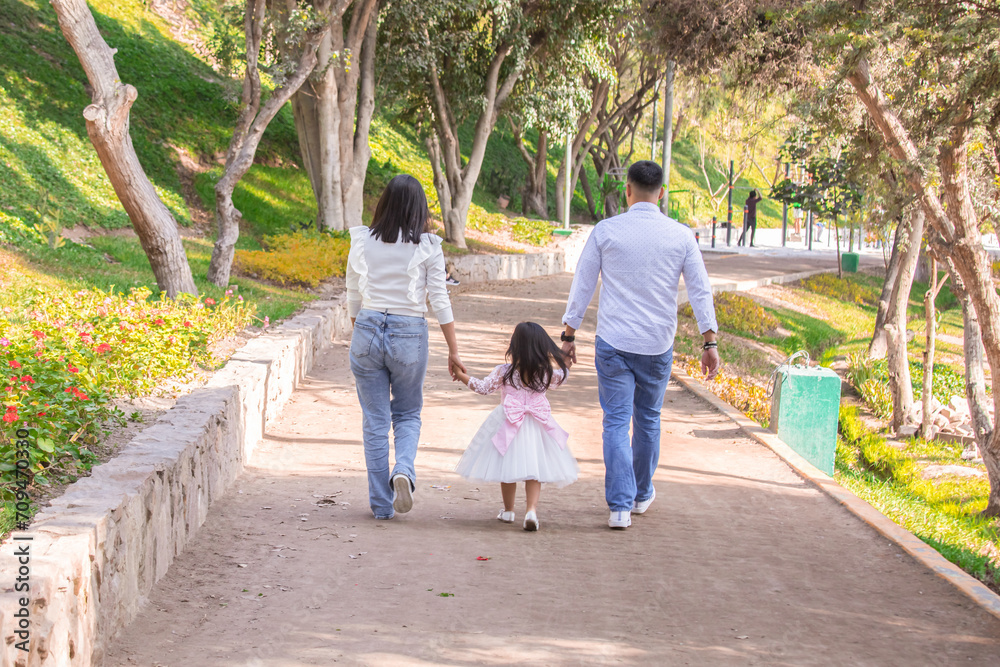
[562,202,718,356]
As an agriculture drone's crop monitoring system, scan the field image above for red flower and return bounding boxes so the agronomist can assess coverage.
[6,405,17,412]
[68,366,79,373]
[205,298,216,306]
[154,318,165,325]
[95,343,111,354]
[2,412,17,423]
[32,330,45,340]
[20,376,33,384]
[4,387,12,393]
[183,321,192,328]
[9,360,21,369]
[19,384,28,391]
[36,412,46,417]
[78,392,88,401]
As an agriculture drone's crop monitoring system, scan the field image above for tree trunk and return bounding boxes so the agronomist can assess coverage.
[52,0,197,297]
[943,259,992,460]
[848,55,1000,515]
[515,127,548,218]
[870,216,906,358]
[579,167,598,220]
[207,1,329,286]
[288,0,379,231]
[885,207,925,431]
[921,258,939,438]
[834,216,843,279]
[424,35,523,248]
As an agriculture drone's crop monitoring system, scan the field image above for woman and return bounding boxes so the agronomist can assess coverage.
[346,175,464,520]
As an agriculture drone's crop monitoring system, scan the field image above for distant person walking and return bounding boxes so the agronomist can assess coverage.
[738,189,763,247]
[559,160,721,530]
[346,174,465,520]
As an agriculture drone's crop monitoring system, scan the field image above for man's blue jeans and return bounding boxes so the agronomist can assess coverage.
[350,310,429,519]
[595,336,674,512]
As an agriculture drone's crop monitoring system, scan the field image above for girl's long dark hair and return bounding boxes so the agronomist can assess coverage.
[369,174,430,243]
[503,322,568,392]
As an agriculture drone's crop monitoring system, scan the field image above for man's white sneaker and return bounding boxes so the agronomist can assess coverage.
[608,510,631,530]
[391,474,413,513]
[632,488,656,514]
[497,509,515,523]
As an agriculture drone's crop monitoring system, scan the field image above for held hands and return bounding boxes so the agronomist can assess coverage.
[701,347,721,381]
[448,352,468,383]
[561,341,577,368]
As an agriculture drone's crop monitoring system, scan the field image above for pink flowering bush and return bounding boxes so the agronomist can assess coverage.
[0,287,255,493]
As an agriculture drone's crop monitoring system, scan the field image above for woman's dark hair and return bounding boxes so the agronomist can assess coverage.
[503,322,568,392]
[369,174,430,243]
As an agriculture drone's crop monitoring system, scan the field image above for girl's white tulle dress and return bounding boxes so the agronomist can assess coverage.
[455,364,579,487]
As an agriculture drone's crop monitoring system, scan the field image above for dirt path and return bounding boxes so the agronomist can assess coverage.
[106,274,1000,666]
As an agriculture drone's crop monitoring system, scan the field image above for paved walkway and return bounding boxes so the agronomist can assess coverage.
[106,274,1000,666]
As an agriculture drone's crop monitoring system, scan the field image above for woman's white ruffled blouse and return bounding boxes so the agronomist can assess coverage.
[346,226,454,324]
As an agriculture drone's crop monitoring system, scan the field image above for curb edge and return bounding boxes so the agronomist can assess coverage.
[673,370,1000,623]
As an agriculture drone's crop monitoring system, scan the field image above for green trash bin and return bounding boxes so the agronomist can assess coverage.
[768,353,842,475]
[841,252,860,273]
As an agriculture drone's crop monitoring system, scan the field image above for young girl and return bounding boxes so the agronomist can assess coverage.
[452,322,579,531]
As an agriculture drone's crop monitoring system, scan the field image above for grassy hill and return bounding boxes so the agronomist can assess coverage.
[1,0,787,315]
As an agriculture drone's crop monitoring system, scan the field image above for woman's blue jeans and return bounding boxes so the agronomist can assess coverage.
[350,310,429,519]
[595,336,674,512]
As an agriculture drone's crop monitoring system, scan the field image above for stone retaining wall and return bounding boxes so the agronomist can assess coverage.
[0,298,351,667]
[446,225,592,284]
[0,231,582,667]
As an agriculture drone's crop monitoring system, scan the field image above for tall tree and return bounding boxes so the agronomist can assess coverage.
[284,0,380,231]
[791,1,1000,515]
[207,1,332,286]
[383,0,610,248]
[506,46,596,218]
[52,0,198,297]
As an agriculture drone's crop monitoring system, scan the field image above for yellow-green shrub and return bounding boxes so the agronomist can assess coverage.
[680,291,778,338]
[799,273,880,306]
[235,231,350,288]
[679,353,770,427]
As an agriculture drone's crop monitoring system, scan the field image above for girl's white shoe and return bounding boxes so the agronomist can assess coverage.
[523,510,539,532]
[497,509,515,523]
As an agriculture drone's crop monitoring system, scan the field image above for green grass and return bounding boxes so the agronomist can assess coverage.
[0,0,297,243]
[837,407,998,589]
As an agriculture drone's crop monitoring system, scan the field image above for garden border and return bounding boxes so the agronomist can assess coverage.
[0,230,590,667]
[673,370,1000,623]
[0,295,352,667]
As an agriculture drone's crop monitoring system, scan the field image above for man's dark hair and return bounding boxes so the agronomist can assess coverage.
[369,174,430,243]
[627,160,663,192]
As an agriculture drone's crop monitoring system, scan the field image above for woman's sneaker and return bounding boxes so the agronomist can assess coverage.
[497,509,515,523]
[632,488,656,514]
[608,510,631,530]
[391,474,413,513]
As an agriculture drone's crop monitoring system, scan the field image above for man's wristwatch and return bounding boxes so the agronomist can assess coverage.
[560,332,576,343]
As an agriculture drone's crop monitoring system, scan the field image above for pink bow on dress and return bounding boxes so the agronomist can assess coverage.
[491,388,569,456]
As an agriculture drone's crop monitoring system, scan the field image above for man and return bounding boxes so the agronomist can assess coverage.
[560,160,720,530]
[738,189,763,247]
